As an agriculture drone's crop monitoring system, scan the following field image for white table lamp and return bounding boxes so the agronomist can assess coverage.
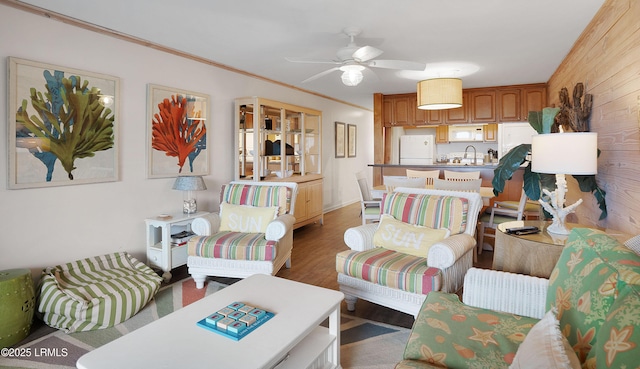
[172,176,207,214]
[531,132,598,235]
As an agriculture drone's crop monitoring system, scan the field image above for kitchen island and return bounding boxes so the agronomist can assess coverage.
[369,163,524,204]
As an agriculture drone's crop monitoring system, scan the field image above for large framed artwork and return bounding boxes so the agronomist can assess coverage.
[147,84,209,178]
[335,121,345,158]
[347,124,357,158]
[8,57,120,189]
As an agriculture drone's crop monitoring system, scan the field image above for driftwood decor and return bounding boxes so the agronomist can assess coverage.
[555,82,593,132]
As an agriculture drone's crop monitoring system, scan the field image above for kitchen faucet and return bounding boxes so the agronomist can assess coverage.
[464,145,477,165]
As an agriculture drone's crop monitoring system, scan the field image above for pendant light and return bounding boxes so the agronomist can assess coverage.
[417,78,463,110]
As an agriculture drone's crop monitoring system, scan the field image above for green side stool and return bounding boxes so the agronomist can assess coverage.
[0,269,35,348]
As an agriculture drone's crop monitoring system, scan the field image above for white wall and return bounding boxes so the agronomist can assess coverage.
[0,5,373,277]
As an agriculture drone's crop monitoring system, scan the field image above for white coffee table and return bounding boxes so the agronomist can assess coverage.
[76,274,344,369]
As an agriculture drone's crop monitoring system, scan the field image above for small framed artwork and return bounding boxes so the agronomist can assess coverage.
[8,57,120,189]
[347,124,357,158]
[147,84,210,178]
[335,121,346,158]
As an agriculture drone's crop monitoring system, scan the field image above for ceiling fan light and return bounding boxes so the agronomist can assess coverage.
[417,78,463,110]
[339,65,365,86]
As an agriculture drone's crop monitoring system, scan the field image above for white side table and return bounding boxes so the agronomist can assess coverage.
[145,211,208,282]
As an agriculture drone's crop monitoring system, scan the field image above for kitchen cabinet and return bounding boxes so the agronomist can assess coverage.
[412,98,443,125]
[235,97,321,181]
[499,86,547,121]
[426,110,444,124]
[498,89,521,121]
[470,90,497,123]
[446,91,470,124]
[383,94,414,126]
[522,86,547,118]
[413,97,427,125]
[380,84,546,126]
[436,125,449,143]
[484,123,498,142]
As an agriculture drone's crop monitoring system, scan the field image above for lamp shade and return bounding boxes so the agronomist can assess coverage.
[340,65,365,86]
[417,78,463,110]
[172,176,207,191]
[531,132,598,175]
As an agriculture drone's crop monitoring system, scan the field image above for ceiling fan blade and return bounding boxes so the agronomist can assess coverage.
[301,67,340,83]
[352,45,384,62]
[367,59,426,71]
[285,56,340,65]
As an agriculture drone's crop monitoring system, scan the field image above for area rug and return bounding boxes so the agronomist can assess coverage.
[1,278,409,369]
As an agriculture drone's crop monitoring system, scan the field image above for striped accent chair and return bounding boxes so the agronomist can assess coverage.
[336,188,483,317]
[187,181,298,288]
[37,252,163,333]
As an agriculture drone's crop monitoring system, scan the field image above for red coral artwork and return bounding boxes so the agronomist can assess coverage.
[148,85,209,178]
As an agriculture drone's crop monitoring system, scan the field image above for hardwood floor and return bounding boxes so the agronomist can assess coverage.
[275,202,494,329]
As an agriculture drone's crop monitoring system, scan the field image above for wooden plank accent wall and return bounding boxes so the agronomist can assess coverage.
[547,0,640,235]
[373,93,384,186]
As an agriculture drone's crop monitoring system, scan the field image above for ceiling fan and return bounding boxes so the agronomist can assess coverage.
[286,27,426,86]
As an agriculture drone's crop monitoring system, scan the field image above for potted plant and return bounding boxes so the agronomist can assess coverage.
[491,84,607,220]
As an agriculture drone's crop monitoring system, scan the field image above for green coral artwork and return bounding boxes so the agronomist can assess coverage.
[9,57,119,189]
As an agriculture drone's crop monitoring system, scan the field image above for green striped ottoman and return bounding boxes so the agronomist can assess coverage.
[37,252,163,333]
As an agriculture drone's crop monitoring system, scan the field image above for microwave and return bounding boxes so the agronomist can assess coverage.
[448,125,485,142]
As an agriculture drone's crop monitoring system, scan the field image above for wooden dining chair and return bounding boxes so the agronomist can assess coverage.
[406,169,440,188]
[443,170,480,181]
[433,178,482,192]
[476,188,533,262]
[355,170,382,225]
[383,176,427,192]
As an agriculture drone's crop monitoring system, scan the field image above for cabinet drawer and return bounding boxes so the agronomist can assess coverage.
[148,244,188,269]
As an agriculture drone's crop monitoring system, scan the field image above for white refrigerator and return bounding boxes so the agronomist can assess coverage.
[497,123,538,159]
[399,135,436,165]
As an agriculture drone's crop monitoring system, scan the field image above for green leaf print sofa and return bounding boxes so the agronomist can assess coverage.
[396,228,640,369]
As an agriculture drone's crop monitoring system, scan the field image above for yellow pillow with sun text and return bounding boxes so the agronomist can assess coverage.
[373,214,450,257]
[219,202,278,233]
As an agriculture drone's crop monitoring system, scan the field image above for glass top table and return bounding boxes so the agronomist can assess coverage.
[494,220,631,278]
[497,220,630,245]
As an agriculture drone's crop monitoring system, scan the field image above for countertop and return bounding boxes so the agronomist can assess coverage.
[369,163,499,169]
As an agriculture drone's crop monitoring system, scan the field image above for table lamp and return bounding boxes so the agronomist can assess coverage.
[172,176,207,214]
[531,132,598,235]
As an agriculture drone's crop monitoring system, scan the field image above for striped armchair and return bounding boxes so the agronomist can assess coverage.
[187,181,298,288]
[336,188,483,317]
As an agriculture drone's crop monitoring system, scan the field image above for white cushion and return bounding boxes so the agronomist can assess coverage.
[509,308,581,369]
[373,214,450,257]
[219,202,278,233]
[624,234,640,256]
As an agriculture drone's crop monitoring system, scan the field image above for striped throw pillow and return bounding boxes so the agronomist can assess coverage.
[222,184,289,215]
[380,192,468,235]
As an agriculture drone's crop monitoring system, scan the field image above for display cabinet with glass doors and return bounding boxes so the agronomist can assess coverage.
[235,97,322,181]
[234,97,324,229]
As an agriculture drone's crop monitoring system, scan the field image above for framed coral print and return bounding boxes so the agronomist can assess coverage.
[335,121,345,158]
[8,57,120,189]
[147,84,209,178]
[347,124,357,158]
